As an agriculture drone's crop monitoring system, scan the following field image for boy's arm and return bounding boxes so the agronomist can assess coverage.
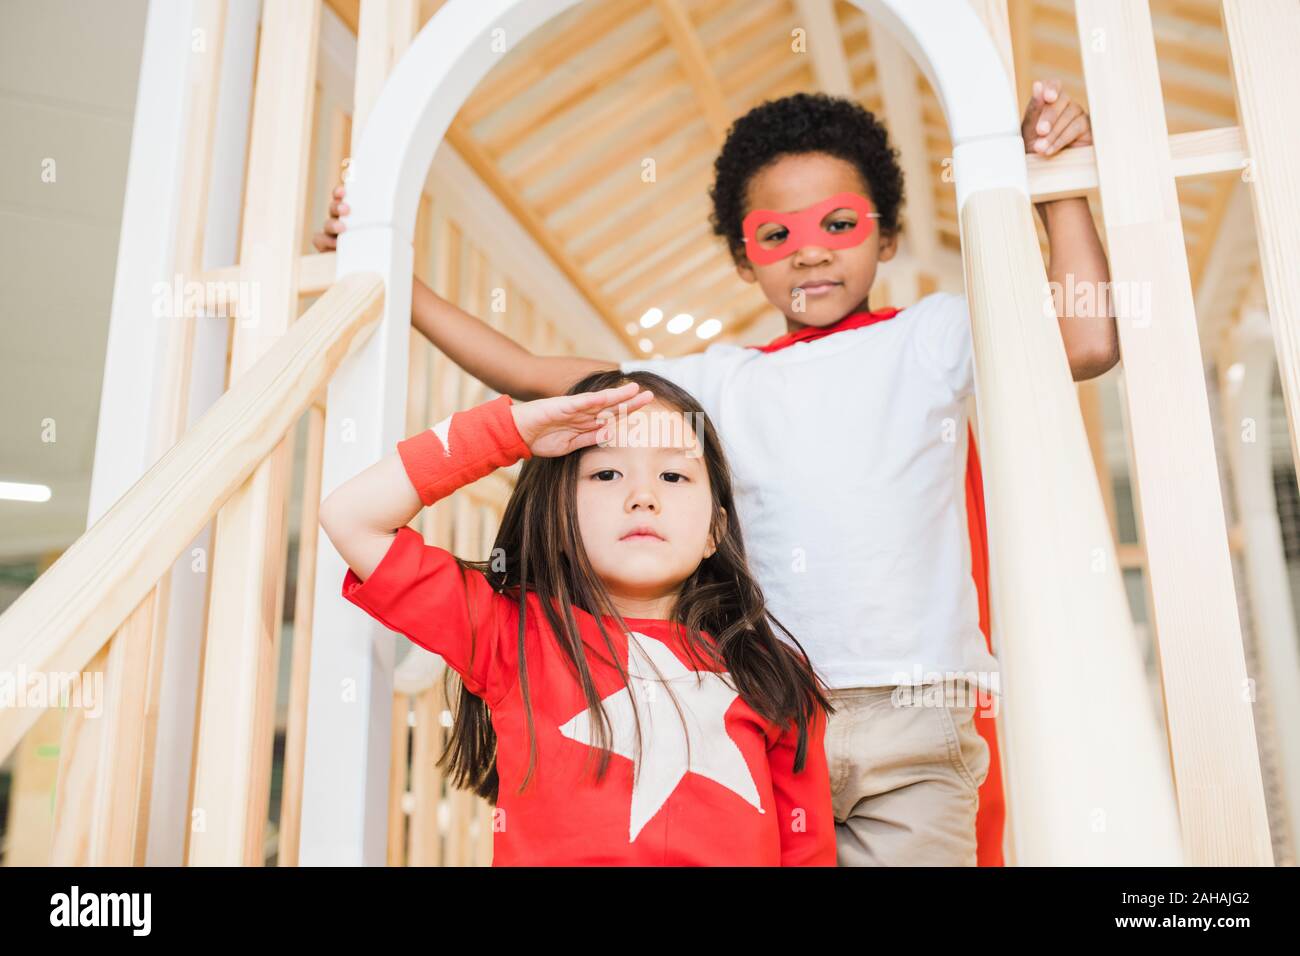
[314,185,615,400]
[1036,196,1119,381]
[410,276,616,400]
[1023,79,1120,382]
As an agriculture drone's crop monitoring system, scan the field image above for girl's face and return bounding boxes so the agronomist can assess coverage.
[574,400,719,618]
[735,151,898,330]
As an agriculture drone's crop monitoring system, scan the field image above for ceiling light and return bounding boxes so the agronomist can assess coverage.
[0,481,52,503]
[639,308,663,329]
[666,313,693,334]
[696,318,722,339]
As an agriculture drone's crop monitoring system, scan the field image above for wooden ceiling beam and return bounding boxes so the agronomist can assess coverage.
[459,0,645,124]
[1009,0,1035,105]
[323,0,359,34]
[792,0,855,97]
[532,107,708,218]
[653,0,730,142]
[481,29,670,155]
[444,119,631,351]
[869,14,939,268]
[506,64,684,188]
[560,141,714,252]
[623,244,735,314]
[598,216,714,292]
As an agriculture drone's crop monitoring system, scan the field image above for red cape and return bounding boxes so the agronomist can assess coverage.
[750,306,1005,867]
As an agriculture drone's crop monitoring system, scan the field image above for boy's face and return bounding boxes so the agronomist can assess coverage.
[734,152,898,329]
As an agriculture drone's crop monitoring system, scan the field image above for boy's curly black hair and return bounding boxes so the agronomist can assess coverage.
[708,91,906,265]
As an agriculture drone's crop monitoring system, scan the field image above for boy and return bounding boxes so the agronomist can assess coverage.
[316,80,1116,865]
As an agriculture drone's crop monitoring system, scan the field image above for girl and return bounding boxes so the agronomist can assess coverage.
[319,369,836,866]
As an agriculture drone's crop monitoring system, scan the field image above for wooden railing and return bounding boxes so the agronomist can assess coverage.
[0,273,384,764]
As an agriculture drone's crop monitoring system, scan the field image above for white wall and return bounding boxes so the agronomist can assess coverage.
[0,0,150,561]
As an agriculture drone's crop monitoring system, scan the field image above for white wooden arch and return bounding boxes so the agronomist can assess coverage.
[305,0,1182,865]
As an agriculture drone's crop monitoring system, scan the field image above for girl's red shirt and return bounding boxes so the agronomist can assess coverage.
[340,394,836,866]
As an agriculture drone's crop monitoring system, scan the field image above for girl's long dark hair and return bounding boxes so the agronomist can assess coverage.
[438,369,834,803]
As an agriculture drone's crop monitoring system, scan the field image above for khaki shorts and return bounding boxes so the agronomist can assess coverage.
[826,679,991,866]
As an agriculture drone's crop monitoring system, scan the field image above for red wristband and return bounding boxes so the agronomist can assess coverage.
[396,394,532,506]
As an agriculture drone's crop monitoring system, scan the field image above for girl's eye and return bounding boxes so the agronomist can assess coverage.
[661,472,687,483]
[592,469,620,481]
[826,218,856,233]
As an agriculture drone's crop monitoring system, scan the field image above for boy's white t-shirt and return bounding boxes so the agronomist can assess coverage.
[621,291,1000,693]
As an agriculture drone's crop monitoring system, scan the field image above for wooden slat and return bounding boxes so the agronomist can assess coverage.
[275,389,328,867]
[408,683,445,866]
[445,122,629,350]
[187,0,322,866]
[459,0,644,124]
[386,695,411,866]
[956,0,1183,866]
[870,12,938,267]
[1078,379,1119,536]
[505,62,684,185]
[0,274,385,769]
[324,0,359,33]
[1025,126,1247,203]
[1217,313,1300,863]
[49,0,229,866]
[652,0,730,141]
[1074,0,1271,865]
[792,0,854,97]
[352,0,420,136]
[1221,0,1300,497]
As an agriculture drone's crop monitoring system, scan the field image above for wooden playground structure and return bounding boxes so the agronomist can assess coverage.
[1,0,1298,866]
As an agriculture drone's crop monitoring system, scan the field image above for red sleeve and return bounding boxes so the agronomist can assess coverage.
[339,394,532,705]
[767,705,838,866]
[342,527,518,705]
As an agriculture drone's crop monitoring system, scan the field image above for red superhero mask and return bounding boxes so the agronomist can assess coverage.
[741,191,881,265]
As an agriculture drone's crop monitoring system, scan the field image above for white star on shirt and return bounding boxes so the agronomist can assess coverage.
[557,630,763,842]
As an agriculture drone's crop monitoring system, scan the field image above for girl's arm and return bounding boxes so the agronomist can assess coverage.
[319,394,528,583]
[321,384,654,702]
[767,705,838,866]
[320,382,657,580]
[320,394,533,701]
[314,185,615,401]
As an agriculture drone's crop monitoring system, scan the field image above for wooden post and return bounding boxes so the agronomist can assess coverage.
[298,0,420,865]
[148,0,263,867]
[188,0,322,866]
[1221,0,1300,542]
[1078,379,1119,536]
[947,0,1182,864]
[386,695,412,865]
[1217,309,1300,861]
[408,682,446,866]
[960,187,1180,864]
[50,0,230,866]
[1074,0,1271,865]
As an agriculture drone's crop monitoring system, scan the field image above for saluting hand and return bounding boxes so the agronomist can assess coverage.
[510,382,655,458]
